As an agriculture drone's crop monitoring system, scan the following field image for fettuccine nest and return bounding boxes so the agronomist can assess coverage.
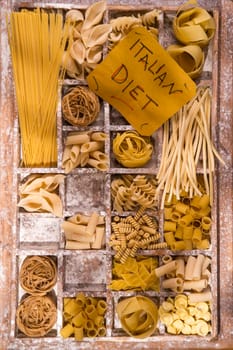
[62,86,100,126]
[16,295,57,337]
[19,256,57,295]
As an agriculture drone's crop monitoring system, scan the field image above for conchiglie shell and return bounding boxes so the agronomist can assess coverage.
[84,62,98,74]
[82,24,112,48]
[70,39,86,64]
[62,51,82,79]
[86,46,102,64]
[82,0,107,31]
[66,9,84,23]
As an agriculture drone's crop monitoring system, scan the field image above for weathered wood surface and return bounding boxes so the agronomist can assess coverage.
[0,1,233,349]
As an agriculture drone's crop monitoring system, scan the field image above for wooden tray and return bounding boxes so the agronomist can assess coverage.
[1,1,233,349]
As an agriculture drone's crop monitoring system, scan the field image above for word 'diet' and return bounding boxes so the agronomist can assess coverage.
[87,27,196,136]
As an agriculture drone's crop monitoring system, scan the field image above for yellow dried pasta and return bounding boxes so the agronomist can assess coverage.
[113,131,153,168]
[60,293,107,340]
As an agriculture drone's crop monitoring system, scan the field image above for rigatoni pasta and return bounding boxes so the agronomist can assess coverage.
[62,131,108,173]
[60,293,107,340]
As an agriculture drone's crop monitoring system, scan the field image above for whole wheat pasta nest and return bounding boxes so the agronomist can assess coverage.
[62,86,100,126]
[16,294,57,337]
[19,256,57,295]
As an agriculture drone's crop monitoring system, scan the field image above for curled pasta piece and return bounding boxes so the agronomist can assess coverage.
[173,1,216,47]
[116,296,158,338]
[113,131,153,167]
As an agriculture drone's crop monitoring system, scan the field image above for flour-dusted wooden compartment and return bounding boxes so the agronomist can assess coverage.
[1,1,233,349]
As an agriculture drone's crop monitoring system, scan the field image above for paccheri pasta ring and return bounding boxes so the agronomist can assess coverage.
[173,2,215,47]
[16,294,57,337]
[113,131,153,167]
[62,86,100,126]
[167,44,205,79]
[19,256,57,295]
[116,296,158,338]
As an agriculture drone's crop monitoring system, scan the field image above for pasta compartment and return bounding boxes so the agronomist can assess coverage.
[15,254,58,338]
[64,173,107,213]
[63,253,107,292]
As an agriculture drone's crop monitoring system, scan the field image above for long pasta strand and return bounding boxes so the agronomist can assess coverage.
[8,9,69,167]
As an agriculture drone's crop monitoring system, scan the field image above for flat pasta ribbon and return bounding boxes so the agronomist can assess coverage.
[16,295,57,337]
[19,256,57,295]
[113,131,153,167]
[167,44,204,79]
[173,0,215,47]
[116,296,158,338]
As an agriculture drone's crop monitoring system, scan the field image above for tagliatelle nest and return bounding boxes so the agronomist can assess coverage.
[16,295,57,337]
[19,256,57,296]
[62,86,100,126]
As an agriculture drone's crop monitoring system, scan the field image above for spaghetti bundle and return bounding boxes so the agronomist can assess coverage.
[8,9,69,167]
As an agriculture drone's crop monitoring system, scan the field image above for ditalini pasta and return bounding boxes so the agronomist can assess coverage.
[60,293,107,340]
[159,294,211,336]
[62,131,108,173]
[163,191,212,250]
[8,9,69,167]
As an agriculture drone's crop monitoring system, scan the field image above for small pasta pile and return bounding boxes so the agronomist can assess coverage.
[62,211,105,249]
[112,131,153,167]
[109,256,159,291]
[110,210,167,263]
[63,1,111,79]
[19,256,57,295]
[62,86,100,127]
[16,255,57,337]
[163,192,211,250]
[116,296,158,338]
[156,86,224,208]
[62,131,108,173]
[155,254,211,293]
[111,174,157,213]
[16,295,57,337]
[108,9,160,49]
[60,293,107,340]
[18,174,65,217]
[159,294,212,336]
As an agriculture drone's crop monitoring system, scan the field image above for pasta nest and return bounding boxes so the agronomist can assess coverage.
[16,295,57,337]
[62,86,100,126]
[19,256,57,295]
[113,130,153,167]
[173,3,215,47]
[116,295,158,338]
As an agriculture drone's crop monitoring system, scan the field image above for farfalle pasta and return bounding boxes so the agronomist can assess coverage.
[112,131,153,168]
[18,174,65,217]
[109,256,159,291]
